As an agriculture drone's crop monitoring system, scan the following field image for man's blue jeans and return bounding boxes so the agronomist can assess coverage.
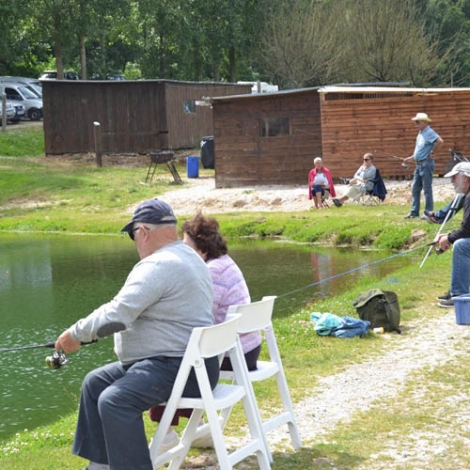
[72,356,219,470]
[451,238,470,297]
[411,159,435,216]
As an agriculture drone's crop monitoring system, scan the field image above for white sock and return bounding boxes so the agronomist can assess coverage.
[163,429,179,444]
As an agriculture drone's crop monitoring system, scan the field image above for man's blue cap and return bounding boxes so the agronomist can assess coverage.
[121,198,177,234]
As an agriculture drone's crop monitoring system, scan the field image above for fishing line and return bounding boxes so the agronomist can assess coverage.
[277,242,432,299]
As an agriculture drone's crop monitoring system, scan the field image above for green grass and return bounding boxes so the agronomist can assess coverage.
[0,124,45,156]
[0,125,463,469]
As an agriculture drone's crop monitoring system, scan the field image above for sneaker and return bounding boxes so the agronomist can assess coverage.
[160,430,180,452]
[422,210,440,224]
[437,291,451,301]
[403,213,418,219]
[438,298,454,308]
[332,198,343,207]
[191,433,214,448]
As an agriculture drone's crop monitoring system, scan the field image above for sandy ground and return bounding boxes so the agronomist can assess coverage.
[157,175,456,216]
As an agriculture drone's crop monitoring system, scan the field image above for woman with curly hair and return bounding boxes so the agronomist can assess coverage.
[149,212,261,448]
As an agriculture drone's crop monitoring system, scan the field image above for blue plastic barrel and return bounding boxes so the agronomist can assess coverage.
[187,156,199,178]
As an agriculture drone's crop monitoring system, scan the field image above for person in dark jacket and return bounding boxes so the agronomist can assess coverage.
[435,162,470,307]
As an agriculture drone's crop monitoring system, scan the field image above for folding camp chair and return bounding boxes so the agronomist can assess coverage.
[219,296,302,452]
[359,168,387,206]
[148,314,271,470]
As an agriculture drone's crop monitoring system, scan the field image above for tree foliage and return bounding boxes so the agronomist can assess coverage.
[1,0,470,87]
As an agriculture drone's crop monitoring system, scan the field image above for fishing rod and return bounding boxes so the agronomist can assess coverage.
[0,322,126,369]
[420,193,464,268]
[392,155,409,170]
[278,242,433,299]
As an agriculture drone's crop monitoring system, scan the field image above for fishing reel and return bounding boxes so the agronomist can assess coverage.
[45,350,68,369]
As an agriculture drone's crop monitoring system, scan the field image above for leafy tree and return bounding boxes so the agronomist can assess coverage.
[259,1,340,88]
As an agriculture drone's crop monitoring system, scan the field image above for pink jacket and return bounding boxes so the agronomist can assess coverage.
[308,166,336,199]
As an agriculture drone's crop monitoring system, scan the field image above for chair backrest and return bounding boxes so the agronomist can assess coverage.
[226,296,277,334]
[187,313,241,361]
[159,314,242,421]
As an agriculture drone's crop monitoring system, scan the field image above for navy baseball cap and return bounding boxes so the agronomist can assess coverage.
[121,198,177,234]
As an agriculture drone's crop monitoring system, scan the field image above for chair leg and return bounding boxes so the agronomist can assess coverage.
[274,372,302,448]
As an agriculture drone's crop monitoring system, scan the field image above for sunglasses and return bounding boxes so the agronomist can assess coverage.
[128,225,145,241]
[363,158,371,161]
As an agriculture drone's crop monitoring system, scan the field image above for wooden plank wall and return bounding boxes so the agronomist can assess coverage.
[43,81,166,154]
[214,91,322,188]
[165,82,251,149]
[43,80,251,155]
[320,90,470,180]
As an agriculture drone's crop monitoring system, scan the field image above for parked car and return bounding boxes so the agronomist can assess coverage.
[90,72,127,80]
[0,82,43,120]
[9,101,26,122]
[0,77,43,98]
[39,70,79,80]
[0,100,16,123]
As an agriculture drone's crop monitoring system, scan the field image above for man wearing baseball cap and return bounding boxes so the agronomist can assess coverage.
[436,162,470,307]
[403,112,444,219]
[55,198,217,470]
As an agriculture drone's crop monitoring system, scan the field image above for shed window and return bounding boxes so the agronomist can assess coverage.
[260,117,290,137]
[184,100,196,113]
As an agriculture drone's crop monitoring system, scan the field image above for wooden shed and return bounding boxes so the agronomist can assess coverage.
[212,88,322,188]
[42,80,251,155]
[211,85,470,188]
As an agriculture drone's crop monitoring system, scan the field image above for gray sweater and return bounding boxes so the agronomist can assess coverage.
[70,241,214,365]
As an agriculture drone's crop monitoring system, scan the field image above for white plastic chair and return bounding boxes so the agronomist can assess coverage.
[148,314,271,470]
[220,296,302,450]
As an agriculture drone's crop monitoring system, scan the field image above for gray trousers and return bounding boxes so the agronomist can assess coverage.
[72,356,219,470]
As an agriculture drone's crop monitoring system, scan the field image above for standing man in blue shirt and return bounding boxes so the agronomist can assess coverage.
[403,113,444,219]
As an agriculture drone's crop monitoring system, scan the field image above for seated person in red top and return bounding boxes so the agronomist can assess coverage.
[308,157,336,209]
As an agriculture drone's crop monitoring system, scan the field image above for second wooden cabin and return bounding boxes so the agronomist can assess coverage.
[211,86,470,188]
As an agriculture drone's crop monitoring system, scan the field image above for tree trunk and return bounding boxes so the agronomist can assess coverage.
[79,35,87,79]
[229,46,236,82]
[54,38,64,80]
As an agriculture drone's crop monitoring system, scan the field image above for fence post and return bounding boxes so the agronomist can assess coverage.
[93,121,102,167]
[2,94,7,133]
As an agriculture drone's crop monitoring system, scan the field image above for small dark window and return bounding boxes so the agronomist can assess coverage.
[184,100,196,114]
[260,117,290,137]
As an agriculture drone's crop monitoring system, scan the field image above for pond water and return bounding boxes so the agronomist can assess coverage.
[0,233,420,440]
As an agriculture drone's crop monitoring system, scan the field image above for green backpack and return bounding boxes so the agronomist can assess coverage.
[353,289,401,333]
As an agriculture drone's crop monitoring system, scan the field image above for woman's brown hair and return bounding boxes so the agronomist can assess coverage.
[181,212,228,260]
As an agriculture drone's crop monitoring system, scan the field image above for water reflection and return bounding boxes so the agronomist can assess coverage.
[0,233,418,440]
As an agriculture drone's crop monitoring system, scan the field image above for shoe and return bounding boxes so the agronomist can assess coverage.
[437,291,451,301]
[438,298,454,308]
[422,210,440,224]
[403,214,418,219]
[160,430,180,452]
[191,433,214,448]
[332,198,343,207]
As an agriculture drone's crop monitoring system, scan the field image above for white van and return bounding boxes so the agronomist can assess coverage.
[0,76,42,97]
[0,82,43,120]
